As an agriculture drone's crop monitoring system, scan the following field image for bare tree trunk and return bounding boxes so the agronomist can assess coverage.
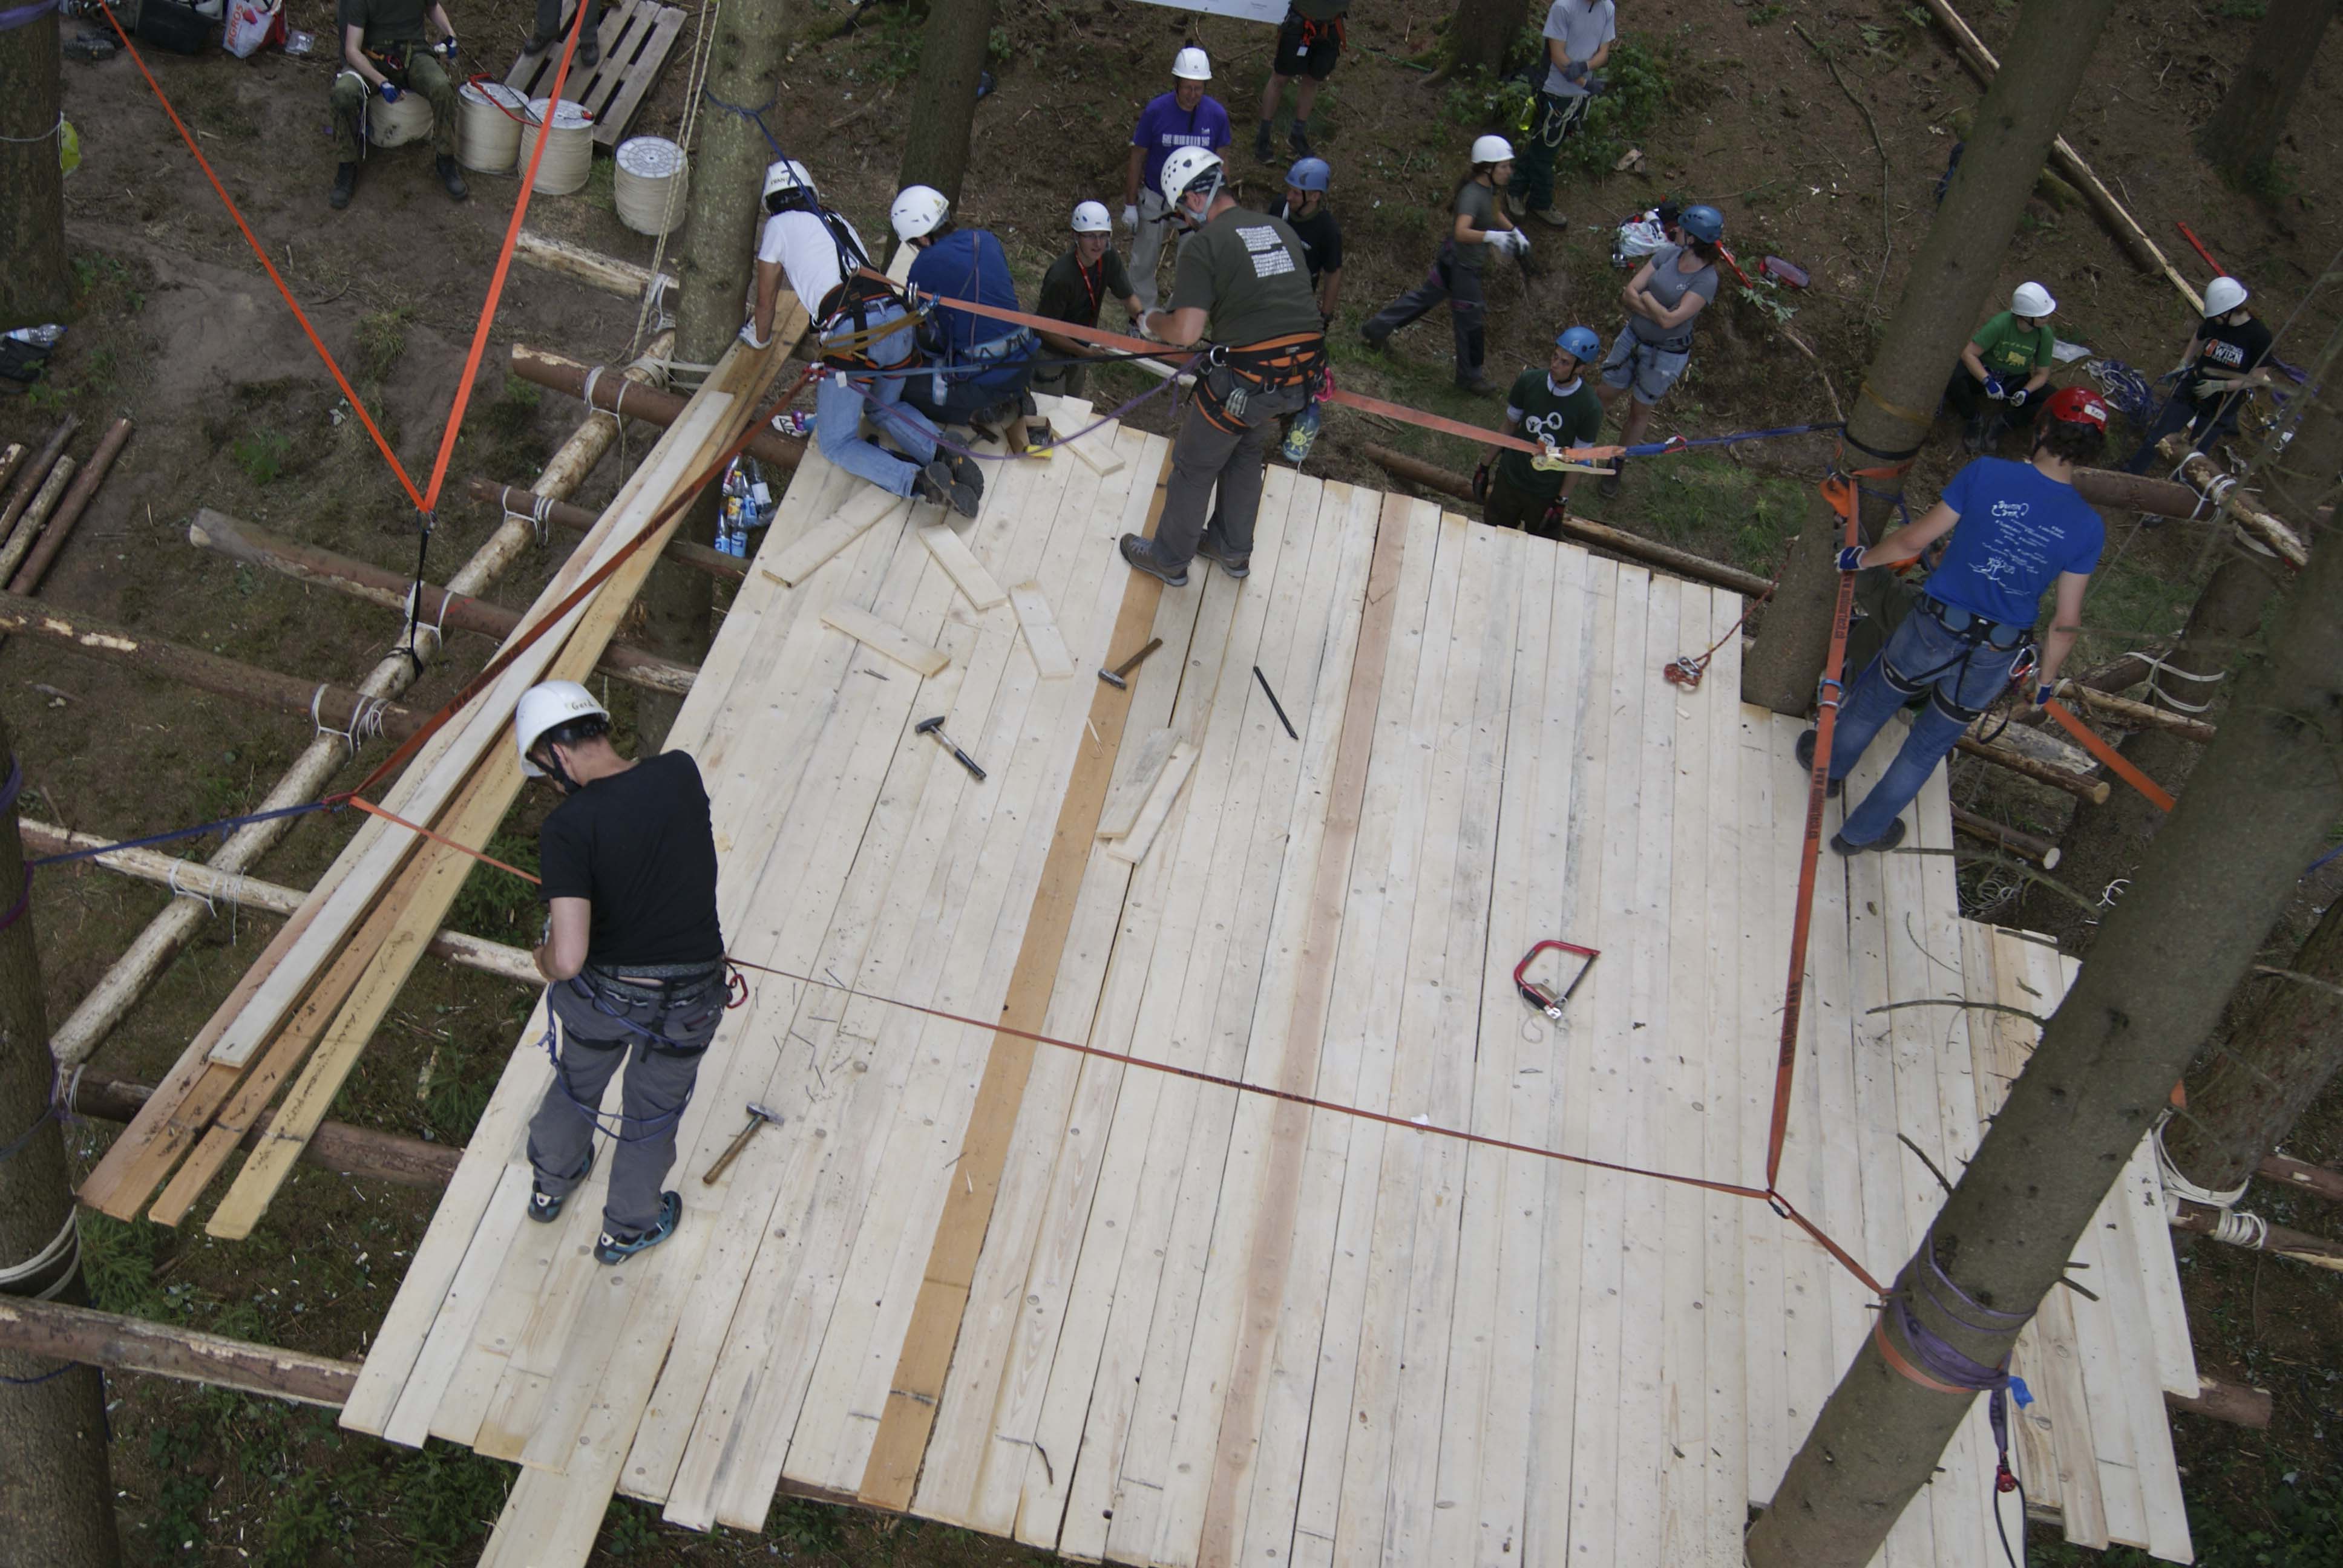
[0,708,121,1568]
[1740,0,2116,715]
[1447,0,1528,76]
[0,5,71,331]
[1746,327,2343,1568]
[894,0,995,215]
[2197,0,2339,185]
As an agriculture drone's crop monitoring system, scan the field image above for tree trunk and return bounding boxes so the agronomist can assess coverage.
[0,4,71,331]
[1447,0,1529,76]
[0,710,122,1567]
[1740,0,2117,715]
[894,0,995,215]
[2196,0,2339,183]
[1746,329,2343,1568]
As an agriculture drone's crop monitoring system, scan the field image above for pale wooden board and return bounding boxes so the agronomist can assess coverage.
[919,521,1009,611]
[762,487,907,586]
[1008,580,1078,679]
[502,0,687,145]
[1094,726,1179,840]
[821,602,952,678]
[1096,739,1196,866]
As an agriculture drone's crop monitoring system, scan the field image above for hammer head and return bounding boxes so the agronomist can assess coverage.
[916,715,945,736]
[746,1102,782,1125]
[1098,669,1128,690]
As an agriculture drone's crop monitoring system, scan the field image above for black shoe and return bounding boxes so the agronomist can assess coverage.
[1358,326,1388,351]
[1961,413,1991,454]
[578,34,601,68]
[526,1146,594,1223]
[437,154,469,201]
[1829,818,1907,857]
[1793,728,1843,798]
[519,29,556,54]
[1253,122,1275,163]
[946,449,986,499]
[593,1190,680,1264]
[1456,373,1501,397]
[329,161,357,210]
[916,458,980,518]
[1598,457,1627,498]
[1194,532,1250,580]
[1288,120,1312,157]
[1119,533,1188,587]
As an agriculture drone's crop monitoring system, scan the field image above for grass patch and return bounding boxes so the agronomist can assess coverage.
[2073,543,2197,671]
[232,427,292,485]
[444,829,543,947]
[355,307,413,384]
[387,1443,511,1566]
[1630,454,1806,575]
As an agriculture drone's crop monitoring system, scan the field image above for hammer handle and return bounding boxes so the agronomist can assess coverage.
[701,1116,764,1184]
[1110,636,1164,679]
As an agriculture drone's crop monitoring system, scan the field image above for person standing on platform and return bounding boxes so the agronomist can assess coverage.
[1031,201,1145,401]
[1476,325,1607,538]
[327,0,466,209]
[1509,0,1614,230]
[1360,134,1527,395]
[514,681,729,1266]
[1806,387,2110,855]
[2122,275,2277,473]
[1117,148,1327,589]
[518,0,597,67]
[893,184,1041,450]
[1594,201,1722,496]
[1946,281,2059,453]
[1124,47,1234,313]
[1252,0,1349,162]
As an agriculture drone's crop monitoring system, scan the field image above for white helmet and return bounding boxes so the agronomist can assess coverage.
[1159,145,1226,214]
[2011,281,2057,318]
[891,184,951,243]
[2203,276,2249,318]
[1470,133,1515,166]
[1071,200,1113,235]
[514,680,609,777]
[1172,45,1211,81]
[762,158,816,206]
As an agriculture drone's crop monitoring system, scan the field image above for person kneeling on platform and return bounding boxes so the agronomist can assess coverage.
[1476,324,1606,539]
[893,184,1043,452]
[327,0,467,211]
[1118,148,1328,589]
[516,681,729,1266]
[1804,387,2108,857]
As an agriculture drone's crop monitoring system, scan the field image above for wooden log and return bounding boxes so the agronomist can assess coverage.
[2068,684,2217,744]
[0,415,77,543]
[186,510,700,698]
[467,479,744,581]
[0,443,23,499]
[7,417,131,595]
[18,818,536,987]
[68,1068,462,1191]
[2171,1198,2343,1271]
[0,456,74,587]
[2156,439,2312,569]
[508,343,808,473]
[1361,441,1776,598]
[2071,466,2221,520]
[2165,1374,2272,1429]
[1955,736,2112,805]
[2258,1152,2343,1206]
[1950,803,2061,869]
[0,1296,361,1409]
[514,229,676,304]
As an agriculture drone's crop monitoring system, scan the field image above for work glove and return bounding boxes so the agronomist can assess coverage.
[2032,682,2055,708]
[379,80,402,102]
[2005,385,2028,408]
[1835,546,1869,573]
[1561,58,1589,83]
[738,319,771,350]
[2192,377,2227,401]
[1981,373,2005,400]
[438,34,456,60]
[1470,462,1491,503]
[1121,203,1140,234]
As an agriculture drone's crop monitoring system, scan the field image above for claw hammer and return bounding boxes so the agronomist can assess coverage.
[702,1102,784,1184]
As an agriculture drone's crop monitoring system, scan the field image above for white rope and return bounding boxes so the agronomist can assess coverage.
[163,856,217,916]
[2153,1116,2252,1213]
[0,112,65,144]
[0,1208,80,1299]
[2131,651,2226,714]
[2210,1207,2270,1249]
[628,0,717,358]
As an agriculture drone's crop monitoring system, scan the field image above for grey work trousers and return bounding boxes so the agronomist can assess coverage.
[1155,376,1310,570]
[1362,241,1487,383]
[526,969,725,1233]
[534,0,600,49]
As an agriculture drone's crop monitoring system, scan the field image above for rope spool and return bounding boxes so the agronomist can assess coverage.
[614,136,689,237]
[367,89,436,149]
[517,97,595,195]
[456,80,528,173]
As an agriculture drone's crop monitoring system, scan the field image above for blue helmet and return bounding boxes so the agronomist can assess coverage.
[1677,203,1725,243]
[1285,156,1331,194]
[1556,325,1602,363]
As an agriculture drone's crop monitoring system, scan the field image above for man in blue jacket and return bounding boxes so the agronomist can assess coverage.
[893,184,1041,452]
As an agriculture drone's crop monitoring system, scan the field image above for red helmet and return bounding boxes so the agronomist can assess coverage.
[2044,385,2108,430]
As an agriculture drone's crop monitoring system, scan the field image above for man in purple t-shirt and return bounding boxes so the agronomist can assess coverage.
[1122,45,1233,312]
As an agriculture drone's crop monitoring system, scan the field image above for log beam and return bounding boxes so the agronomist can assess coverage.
[0,1296,360,1408]
[7,417,132,595]
[1950,804,2061,868]
[508,344,808,474]
[1955,736,2112,804]
[2067,683,2218,743]
[2258,1152,2343,1206]
[514,229,675,305]
[2166,1374,2272,1429]
[68,1068,460,1191]
[467,479,744,581]
[2171,1198,2343,1270]
[2157,437,2313,568]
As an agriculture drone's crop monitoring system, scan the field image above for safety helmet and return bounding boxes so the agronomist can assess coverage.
[1159,145,1227,214]
[1676,203,1725,243]
[2011,281,2057,318]
[2044,385,2109,430]
[1469,134,1515,167]
[762,158,816,209]
[1172,45,1211,80]
[1070,200,1113,234]
[1285,156,1331,194]
[1555,325,1603,364]
[2203,276,2249,318]
[515,680,610,777]
[891,184,951,243]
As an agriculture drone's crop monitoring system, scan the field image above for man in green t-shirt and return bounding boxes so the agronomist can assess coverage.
[1478,325,1607,540]
[1947,280,2058,451]
[326,0,467,211]
[1118,148,1326,589]
[1032,201,1144,400]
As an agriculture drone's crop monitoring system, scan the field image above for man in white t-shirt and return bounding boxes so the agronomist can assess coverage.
[1512,0,1614,230]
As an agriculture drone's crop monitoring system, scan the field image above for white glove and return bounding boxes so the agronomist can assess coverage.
[1121,203,1140,234]
[738,319,771,350]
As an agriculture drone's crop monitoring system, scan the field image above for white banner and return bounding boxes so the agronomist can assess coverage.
[1129,0,1288,24]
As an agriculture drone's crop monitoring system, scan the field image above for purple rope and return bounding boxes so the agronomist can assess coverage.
[0,0,58,31]
[841,357,1194,466]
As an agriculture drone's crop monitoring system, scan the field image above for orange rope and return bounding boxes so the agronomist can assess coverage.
[2045,698,2177,811]
[344,797,542,883]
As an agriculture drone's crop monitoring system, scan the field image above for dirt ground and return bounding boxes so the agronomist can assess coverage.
[8,0,2342,1562]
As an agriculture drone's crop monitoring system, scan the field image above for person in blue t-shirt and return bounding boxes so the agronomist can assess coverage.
[1804,385,2111,855]
[1123,46,1234,313]
[893,184,1041,451]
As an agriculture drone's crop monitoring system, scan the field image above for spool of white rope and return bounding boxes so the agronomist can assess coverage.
[518,97,595,195]
[457,80,528,174]
[367,89,436,149]
[614,136,689,237]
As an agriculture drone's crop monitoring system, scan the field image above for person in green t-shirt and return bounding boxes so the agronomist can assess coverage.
[1477,326,1607,539]
[326,0,467,211]
[1947,281,2059,451]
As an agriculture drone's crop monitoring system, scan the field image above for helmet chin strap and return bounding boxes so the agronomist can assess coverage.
[534,743,583,796]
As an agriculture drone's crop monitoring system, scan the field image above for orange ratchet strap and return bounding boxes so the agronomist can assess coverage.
[2045,698,2177,811]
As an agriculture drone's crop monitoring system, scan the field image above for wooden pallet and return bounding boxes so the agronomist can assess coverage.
[503,0,687,148]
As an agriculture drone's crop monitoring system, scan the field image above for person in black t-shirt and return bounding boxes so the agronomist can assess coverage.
[514,681,729,1266]
[1271,157,1344,326]
[1032,201,1144,399]
[2124,275,2278,472]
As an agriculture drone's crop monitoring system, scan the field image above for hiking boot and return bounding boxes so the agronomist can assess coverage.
[526,1146,594,1223]
[1288,120,1313,157]
[1830,818,1908,857]
[1119,533,1189,588]
[579,34,600,68]
[1253,122,1275,163]
[329,161,358,210]
[946,449,986,501]
[437,154,469,201]
[916,458,980,518]
[1793,728,1843,798]
[1456,372,1501,397]
[519,29,556,54]
[1193,532,1251,580]
[1358,325,1388,351]
[593,1190,681,1264]
[1598,456,1628,498]
[1530,204,1570,228]
[1505,191,1529,220]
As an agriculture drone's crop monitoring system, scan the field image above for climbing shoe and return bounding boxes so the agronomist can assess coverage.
[1193,532,1251,580]
[1119,534,1188,588]
[329,161,358,211]
[437,154,469,201]
[579,33,601,68]
[526,1146,594,1223]
[1829,818,1907,857]
[1792,728,1843,798]
[916,458,981,519]
[594,1190,681,1264]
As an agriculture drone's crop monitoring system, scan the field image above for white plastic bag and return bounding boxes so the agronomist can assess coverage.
[223,0,278,59]
[1612,209,1670,269]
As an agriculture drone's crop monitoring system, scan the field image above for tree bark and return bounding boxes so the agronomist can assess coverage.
[2196,0,2339,184]
[1746,335,2343,1567]
[1447,0,1529,75]
[0,5,71,332]
[1740,0,2117,715]
[0,710,122,1567]
[894,0,995,214]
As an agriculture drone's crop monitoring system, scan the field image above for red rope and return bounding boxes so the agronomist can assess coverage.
[2045,698,2176,811]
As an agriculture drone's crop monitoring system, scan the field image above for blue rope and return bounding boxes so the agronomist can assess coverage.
[0,1363,76,1388]
[25,799,343,871]
[1618,419,1843,458]
[698,88,782,155]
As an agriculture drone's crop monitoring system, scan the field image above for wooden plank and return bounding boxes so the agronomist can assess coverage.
[1041,397,1127,478]
[1698,597,1750,1566]
[1008,580,1078,679]
[586,0,684,144]
[379,1166,533,1447]
[762,488,907,586]
[1095,727,1179,840]
[1097,740,1196,867]
[820,602,951,678]
[919,521,1009,612]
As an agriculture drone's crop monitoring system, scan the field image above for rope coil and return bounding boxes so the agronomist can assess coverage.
[0,1209,80,1301]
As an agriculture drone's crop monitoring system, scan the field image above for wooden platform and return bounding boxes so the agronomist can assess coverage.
[344,400,2193,1566]
[503,0,686,147]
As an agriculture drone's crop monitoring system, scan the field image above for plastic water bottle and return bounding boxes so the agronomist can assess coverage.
[718,494,746,557]
[1279,400,1322,465]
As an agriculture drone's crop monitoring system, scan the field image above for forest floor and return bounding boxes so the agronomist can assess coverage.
[9,0,2343,1562]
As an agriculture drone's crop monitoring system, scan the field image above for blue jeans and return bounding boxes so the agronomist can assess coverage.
[814,304,939,497]
[1830,606,2026,846]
